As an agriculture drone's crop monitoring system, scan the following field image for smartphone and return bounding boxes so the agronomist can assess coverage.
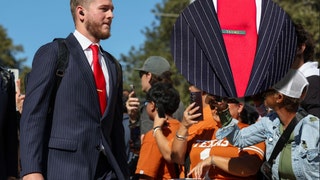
[8,68,19,83]
[190,91,203,121]
[157,103,166,118]
[129,84,136,97]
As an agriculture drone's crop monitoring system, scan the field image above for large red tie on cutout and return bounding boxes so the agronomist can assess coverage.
[90,44,107,115]
[217,0,257,97]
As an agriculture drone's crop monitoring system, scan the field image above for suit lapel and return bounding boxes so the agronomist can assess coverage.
[65,34,101,117]
[173,0,296,97]
[181,0,236,96]
[100,51,117,118]
[247,0,295,95]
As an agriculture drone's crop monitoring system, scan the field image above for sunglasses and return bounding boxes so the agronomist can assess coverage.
[205,95,239,110]
[205,95,223,109]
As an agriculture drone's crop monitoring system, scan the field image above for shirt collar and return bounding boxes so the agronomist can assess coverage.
[73,30,100,51]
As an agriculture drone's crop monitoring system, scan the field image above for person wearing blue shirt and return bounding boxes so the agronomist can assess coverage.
[213,69,319,180]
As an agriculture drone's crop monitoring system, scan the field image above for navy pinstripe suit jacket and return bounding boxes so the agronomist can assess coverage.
[20,34,128,179]
[171,0,297,97]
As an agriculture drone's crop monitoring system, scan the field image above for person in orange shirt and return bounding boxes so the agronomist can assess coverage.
[135,82,183,179]
[171,85,266,179]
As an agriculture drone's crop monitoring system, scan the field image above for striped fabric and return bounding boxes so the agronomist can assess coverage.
[171,0,297,98]
[19,34,128,179]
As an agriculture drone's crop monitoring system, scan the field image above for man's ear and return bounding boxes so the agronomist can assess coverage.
[275,93,284,103]
[296,43,306,55]
[146,72,152,79]
[150,101,156,112]
[76,6,85,22]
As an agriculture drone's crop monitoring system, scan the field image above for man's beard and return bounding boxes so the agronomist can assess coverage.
[86,20,111,40]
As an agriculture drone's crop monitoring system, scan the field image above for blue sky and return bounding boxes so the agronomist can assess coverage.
[0,0,163,67]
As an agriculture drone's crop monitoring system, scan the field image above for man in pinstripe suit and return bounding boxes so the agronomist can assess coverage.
[171,0,297,98]
[19,0,128,179]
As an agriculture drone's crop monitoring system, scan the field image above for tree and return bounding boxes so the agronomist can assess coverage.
[0,25,29,93]
[0,25,26,69]
[274,0,320,61]
[119,0,319,106]
[119,0,191,105]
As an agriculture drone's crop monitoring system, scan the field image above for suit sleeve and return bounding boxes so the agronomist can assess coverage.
[19,42,59,176]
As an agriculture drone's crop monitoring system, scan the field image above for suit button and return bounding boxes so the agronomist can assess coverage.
[96,145,101,151]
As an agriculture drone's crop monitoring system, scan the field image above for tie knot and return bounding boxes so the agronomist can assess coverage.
[90,44,99,52]
[90,44,99,64]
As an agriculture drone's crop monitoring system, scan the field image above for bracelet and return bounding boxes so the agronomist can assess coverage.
[153,126,161,131]
[175,132,188,141]
[153,126,162,137]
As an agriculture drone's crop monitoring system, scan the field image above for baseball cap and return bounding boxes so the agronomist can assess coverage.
[272,69,309,98]
[135,56,170,76]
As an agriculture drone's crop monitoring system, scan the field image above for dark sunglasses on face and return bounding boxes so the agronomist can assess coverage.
[205,95,223,109]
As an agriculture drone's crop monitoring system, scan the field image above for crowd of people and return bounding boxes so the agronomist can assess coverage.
[1,0,319,179]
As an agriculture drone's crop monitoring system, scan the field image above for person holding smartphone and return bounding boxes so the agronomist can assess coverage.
[171,84,266,179]
[135,82,183,179]
[214,69,319,180]
[126,56,185,142]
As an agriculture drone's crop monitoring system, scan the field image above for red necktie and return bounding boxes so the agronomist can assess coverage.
[90,44,107,115]
[217,0,257,97]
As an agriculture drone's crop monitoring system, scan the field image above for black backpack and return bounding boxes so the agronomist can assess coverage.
[48,38,70,113]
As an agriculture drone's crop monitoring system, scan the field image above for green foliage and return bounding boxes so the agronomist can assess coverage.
[1,0,318,100]
[274,0,320,62]
[0,25,29,92]
[0,25,26,68]
[120,0,320,107]
[119,0,190,106]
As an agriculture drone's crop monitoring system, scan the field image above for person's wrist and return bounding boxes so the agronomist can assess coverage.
[180,121,191,129]
[175,132,188,141]
[153,126,162,137]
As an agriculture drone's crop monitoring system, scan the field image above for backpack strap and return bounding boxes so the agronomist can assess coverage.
[267,109,309,164]
[53,38,69,79]
[48,38,69,114]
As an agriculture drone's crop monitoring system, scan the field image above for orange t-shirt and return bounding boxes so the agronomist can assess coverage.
[135,118,183,179]
[187,105,265,179]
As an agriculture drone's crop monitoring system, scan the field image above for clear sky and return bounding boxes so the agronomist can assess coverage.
[0,0,163,67]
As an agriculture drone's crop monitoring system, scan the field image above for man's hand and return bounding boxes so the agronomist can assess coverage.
[22,173,44,180]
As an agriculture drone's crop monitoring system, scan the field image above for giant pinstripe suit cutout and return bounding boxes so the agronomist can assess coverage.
[171,0,297,97]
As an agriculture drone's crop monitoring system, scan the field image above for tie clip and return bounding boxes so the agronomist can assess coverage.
[221,29,246,35]
[97,89,103,92]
